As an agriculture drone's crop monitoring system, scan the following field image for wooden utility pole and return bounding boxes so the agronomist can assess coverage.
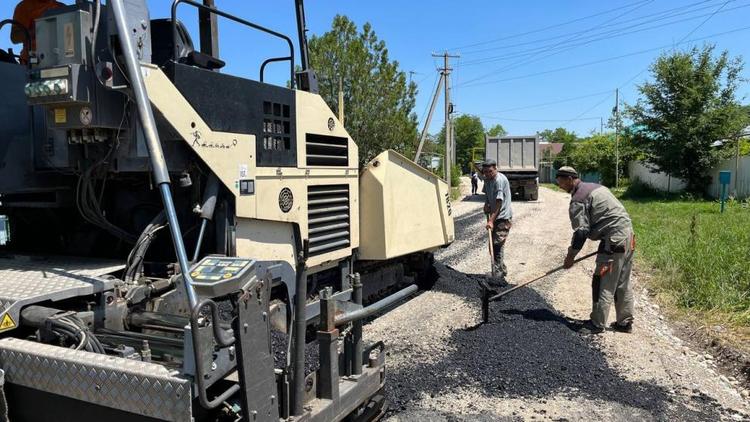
[614,88,620,188]
[432,52,459,191]
[338,77,344,125]
[414,74,444,163]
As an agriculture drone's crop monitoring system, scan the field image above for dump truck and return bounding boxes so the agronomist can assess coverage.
[0,1,454,420]
[485,135,540,200]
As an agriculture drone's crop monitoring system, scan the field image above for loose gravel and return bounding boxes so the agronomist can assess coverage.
[364,179,750,421]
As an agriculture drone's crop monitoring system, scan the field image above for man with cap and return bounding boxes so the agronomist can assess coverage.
[556,166,635,335]
[482,159,513,287]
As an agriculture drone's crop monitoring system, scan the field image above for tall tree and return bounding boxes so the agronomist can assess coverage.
[627,45,747,193]
[308,15,419,164]
[486,124,507,137]
[434,114,485,172]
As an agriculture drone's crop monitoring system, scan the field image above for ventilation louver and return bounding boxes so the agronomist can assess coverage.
[306,134,348,166]
[307,185,351,256]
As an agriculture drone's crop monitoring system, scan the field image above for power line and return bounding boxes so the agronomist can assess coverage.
[448,0,653,51]
[560,0,732,127]
[459,0,729,56]
[480,90,614,115]
[458,0,655,88]
[560,92,616,127]
[459,2,749,67]
[678,0,731,42]
[479,115,602,122]
[457,25,750,88]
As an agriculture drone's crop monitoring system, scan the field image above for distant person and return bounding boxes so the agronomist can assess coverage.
[556,166,635,335]
[10,0,65,64]
[482,159,513,287]
[470,171,479,195]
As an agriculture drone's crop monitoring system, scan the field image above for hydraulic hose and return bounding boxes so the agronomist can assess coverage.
[109,0,198,309]
[193,174,220,262]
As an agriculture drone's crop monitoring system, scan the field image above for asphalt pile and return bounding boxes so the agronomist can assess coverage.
[271,329,320,375]
[372,194,749,421]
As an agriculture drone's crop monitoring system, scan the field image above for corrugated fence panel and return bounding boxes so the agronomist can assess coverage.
[706,156,750,199]
[628,162,687,193]
[629,158,750,198]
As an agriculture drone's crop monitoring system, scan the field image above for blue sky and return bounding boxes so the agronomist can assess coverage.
[2,0,749,137]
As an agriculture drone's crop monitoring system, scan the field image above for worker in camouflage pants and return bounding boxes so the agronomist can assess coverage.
[481,159,513,287]
[556,166,635,335]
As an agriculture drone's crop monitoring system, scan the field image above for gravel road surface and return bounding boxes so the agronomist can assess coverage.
[366,180,750,421]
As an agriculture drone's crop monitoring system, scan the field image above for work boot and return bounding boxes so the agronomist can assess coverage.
[610,321,633,333]
[577,320,604,335]
[475,277,499,294]
[487,276,506,290]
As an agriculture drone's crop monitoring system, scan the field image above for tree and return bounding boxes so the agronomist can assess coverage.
[541,128,580,169]
[486,124,507,137]
[626,45,747,193]
[565,133,641,186]
[308,16,419,165]
[539,127,578,144]
[434,114,485,173]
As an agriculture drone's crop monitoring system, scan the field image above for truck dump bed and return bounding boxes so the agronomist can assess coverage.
[486,135,539,173]
[358,150,454,260]
[485,135,540,200]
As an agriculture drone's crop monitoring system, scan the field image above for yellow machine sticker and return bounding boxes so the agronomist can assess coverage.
[64,23,75,57]
[54,108,67,124]
[0,313,16,332]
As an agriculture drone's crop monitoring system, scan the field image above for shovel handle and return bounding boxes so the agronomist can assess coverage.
[486,226,496,278]
[488,250,598,302]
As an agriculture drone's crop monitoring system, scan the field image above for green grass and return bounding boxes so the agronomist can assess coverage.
[540,183,563,192]
[620,186,750,325]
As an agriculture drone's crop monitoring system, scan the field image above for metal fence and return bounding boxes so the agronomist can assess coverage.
[629,157,750,198]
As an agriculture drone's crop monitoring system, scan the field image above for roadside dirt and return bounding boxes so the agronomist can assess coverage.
[365,178,750,421]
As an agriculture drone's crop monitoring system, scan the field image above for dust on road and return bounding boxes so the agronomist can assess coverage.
[366,181,750,421]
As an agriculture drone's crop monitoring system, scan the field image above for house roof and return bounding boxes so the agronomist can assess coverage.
[539,142,564,155]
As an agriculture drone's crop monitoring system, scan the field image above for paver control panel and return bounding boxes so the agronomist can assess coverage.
[190,256,256,298]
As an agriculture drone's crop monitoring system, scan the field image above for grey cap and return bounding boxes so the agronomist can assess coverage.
[557,166,578,178]
[482,159,497,167]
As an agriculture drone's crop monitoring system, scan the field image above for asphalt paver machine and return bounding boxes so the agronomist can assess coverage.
[0,1,454,420]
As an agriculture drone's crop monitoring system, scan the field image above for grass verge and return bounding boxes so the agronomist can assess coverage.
[619,185,750,326]
[540,183,563,192]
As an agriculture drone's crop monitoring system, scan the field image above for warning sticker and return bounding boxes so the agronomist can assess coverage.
[54,108,67,124]
[64,23,75,57]
[0,313,16,332]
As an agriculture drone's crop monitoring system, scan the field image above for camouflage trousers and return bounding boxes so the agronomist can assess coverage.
[590,233,636,328]
[491,219,512,283]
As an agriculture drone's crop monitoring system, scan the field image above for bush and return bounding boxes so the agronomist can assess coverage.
[451,164,461,188]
